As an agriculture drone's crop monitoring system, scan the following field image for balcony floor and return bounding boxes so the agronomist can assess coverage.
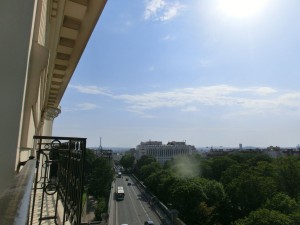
[29,189,69,225]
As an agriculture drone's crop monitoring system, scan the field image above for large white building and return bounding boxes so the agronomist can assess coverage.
[136,141,196,164]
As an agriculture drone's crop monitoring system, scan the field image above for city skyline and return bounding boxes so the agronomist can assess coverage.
[53,0,300,148]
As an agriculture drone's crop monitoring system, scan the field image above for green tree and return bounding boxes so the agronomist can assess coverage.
[84,148,97,183]
[201,178,226,207]
[274,157,300,198]
[290,211,300,225]
[88,158,114,198]
[202,156,237,181]
[246,153,272,167]
[120,154,135,171]
[135,155,156,180]
[252,161,276,178]
[227,152,271,166]
[94,197,106,221]
[136,155,156,169]
[264,192,298,214]
[170,178,226,225]
[170,179,207,225]
[144,170,161,195]
[220,164,247,186]
[140,161,162,180]
[145,169,179,204]
[234,208,292,225]
[226,170,277,217]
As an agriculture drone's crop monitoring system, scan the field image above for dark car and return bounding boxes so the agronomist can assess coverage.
[144,221,154,225]
[127,182,131,186]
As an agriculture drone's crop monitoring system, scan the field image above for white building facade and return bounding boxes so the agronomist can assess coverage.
[0,0,107,193]
[0,0,107,224]
[136,141,196,164]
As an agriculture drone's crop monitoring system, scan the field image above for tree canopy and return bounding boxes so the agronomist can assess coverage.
[133,152,300,225]
[120,154,135,171]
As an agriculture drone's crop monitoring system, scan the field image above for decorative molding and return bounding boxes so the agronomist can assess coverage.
[44,106,61,121]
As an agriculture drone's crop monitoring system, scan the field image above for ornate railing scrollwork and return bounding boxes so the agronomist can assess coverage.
[30,136,86,225]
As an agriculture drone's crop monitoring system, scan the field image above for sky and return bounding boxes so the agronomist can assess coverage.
[53,0,300,148]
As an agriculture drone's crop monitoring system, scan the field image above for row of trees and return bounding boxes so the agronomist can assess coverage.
[84,149,114,221]
[122,152,300,225]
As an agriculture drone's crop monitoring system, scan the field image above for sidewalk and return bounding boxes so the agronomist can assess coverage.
[86,196,97,221]
[83,195,109,225]
[108,180,115,225]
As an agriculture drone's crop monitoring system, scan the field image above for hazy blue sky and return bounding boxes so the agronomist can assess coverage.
[53,0,300,148]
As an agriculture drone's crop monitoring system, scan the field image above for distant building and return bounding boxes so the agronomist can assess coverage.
[239,143,243,150]
[136,140,196,164]
[113,152,123,162]
[95,149,113,158]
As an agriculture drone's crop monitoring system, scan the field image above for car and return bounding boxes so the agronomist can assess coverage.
[127,182,131,186]
[144,220,154,225]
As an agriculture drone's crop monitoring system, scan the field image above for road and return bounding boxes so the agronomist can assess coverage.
[110,174,162,225]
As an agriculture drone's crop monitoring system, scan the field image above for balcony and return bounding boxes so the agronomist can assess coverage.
[0,136,87,225]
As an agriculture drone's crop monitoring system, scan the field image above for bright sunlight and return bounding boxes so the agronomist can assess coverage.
[218,0,268,18]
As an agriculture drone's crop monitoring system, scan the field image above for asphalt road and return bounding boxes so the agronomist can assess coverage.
[110,174,162,225]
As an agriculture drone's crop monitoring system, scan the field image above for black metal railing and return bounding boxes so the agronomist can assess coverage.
[30,136,86,225]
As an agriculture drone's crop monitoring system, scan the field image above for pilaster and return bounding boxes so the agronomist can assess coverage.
[42,106,61,136]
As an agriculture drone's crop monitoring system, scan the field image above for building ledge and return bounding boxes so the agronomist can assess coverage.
[0,159,36,225]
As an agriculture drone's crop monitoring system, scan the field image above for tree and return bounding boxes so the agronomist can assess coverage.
[202,156,237,181]
[144,169,179,204]
[120,154,135,171]
[170,179,207,225]
[274,157,300,198]
[264,193,298,214]
[220,164,247,186]
[170,178,226,225]
[234,208,292,225]
[246,153,272,167]
[227,152,271,166]
[140,161,161,181]
[84,148,97,184]
[88,158,114,198]
[226,170,277,217]
[94,197,106,221]
[252,161,276,178]
[136,155,156,169]
[134,155,157,180]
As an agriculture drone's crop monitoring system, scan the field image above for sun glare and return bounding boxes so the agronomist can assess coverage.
[218,0,267,18]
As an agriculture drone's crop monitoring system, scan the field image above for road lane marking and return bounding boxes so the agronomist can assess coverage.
[130,184,150,220]
[125,183,143,225]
